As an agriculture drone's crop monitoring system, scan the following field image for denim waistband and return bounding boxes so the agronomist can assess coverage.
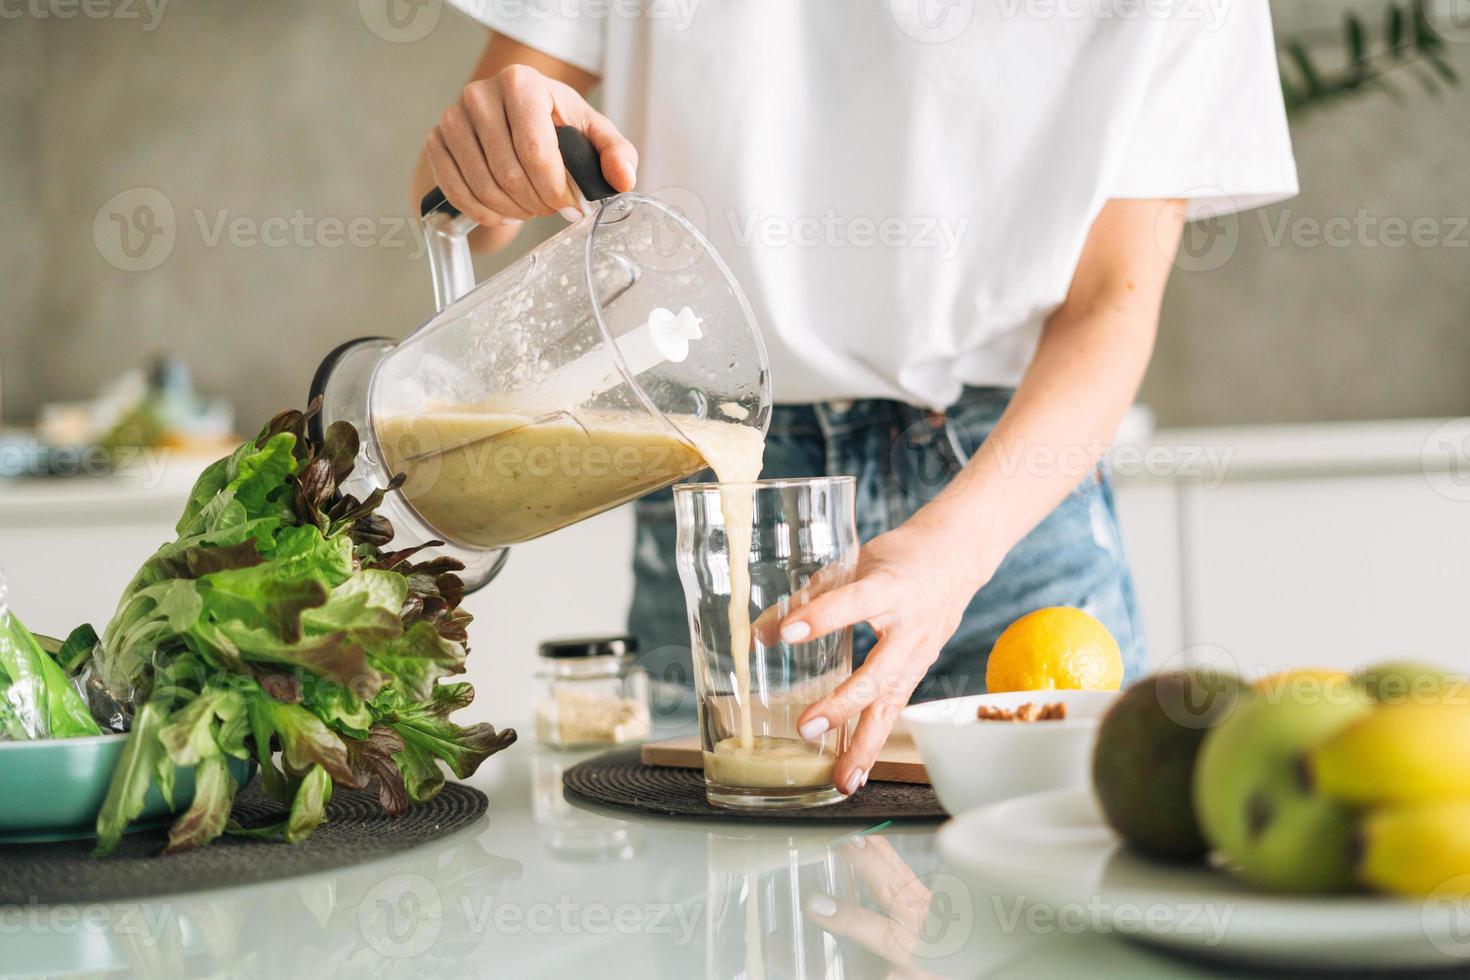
[768,386,1015,439]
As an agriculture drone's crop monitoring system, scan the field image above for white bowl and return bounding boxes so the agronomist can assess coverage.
[902,689,1118,817]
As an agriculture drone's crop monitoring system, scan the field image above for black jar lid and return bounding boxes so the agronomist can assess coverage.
[538,634,639,659]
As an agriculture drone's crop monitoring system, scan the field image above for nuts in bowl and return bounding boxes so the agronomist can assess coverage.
[902,689,1119,817]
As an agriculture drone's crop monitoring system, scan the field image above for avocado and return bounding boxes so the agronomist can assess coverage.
[1091,668,1246,861]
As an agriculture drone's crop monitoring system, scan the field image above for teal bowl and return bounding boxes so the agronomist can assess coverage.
[0,734,254,843]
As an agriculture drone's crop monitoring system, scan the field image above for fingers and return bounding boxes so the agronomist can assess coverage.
[832,698,902,794]
[751,602,782,648]
[779,575,881,645]
[752,562,847,648]
[429,65,641,227]
[798,634,912,734]
[424,127,508,228]
[437,102,528,223]
[805,897,916,970]
[488,66,573,217]
[581,108,638,192]
[841,837,932,936]
[796,634,929,794]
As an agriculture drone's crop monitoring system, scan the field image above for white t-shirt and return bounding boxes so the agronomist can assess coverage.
[449,0,1298,408]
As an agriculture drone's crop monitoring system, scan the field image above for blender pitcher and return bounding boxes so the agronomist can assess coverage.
[310,128,770,590]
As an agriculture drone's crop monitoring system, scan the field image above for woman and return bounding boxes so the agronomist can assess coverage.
[413,1,1296,795]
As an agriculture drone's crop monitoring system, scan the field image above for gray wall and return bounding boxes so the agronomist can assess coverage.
[1145,1,1470,425]
[3,0,1468,431]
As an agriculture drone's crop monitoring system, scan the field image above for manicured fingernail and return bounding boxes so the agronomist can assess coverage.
[500,217,523,226]
[846,768,867,794]
[806,894,837,917]
[798,717,829,741]
[560,206,584,223]
[848,833,867,850]
[781,621,811,643]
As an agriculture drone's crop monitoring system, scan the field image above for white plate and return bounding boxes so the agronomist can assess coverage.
[939,786,1470,970]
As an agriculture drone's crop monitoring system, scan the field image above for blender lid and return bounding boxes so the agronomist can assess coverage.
[538,635,640,659]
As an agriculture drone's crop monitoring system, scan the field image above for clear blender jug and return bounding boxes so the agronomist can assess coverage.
[310,128,770,590]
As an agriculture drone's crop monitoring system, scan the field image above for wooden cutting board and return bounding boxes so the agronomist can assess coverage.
[640,722,929,785]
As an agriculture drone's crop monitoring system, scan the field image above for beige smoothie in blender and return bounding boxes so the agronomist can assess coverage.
[377,408,710,547]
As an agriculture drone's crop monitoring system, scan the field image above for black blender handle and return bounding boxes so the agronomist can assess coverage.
[554,125,619,202]
[419,124,619,219]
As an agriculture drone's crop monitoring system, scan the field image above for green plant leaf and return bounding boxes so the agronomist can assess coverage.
[228,432,300,519]
[307,683,374,739]
[389,712,516,780]
[259,698,360,786]
[93,701,167,856]
[392,738,445,804]
[370,621,466,702]
[1425,51,1460,84]
[346,726,410,816]
[158,687,245,767]
[1347,12,1368,78]
[1413,0,1444,49]
[1389,3,1407,53]
[164,755,239,855]
[1288,41,1326,97]
[1408,60,1442,95]
[284,764,333,843]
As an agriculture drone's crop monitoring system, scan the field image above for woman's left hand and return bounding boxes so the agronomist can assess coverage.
[781,506,995,795]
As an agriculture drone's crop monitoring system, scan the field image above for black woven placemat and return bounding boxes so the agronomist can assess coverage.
[563,747,946,821]
[0,779,488,905]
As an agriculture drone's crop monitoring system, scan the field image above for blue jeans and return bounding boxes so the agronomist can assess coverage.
[628,387,1146,703]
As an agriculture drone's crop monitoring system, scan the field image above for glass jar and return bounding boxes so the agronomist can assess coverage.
[533,635,651,749]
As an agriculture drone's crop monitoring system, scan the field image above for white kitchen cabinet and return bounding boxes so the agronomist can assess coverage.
[0,470,196,640]
[1109,481,1183,669]
[1111,418,1470,681]
[1177,473,1470,678]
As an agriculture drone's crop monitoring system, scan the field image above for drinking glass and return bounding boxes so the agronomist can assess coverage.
[674,477,858,808]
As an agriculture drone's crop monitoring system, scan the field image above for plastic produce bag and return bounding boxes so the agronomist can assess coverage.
[0,576,102,740]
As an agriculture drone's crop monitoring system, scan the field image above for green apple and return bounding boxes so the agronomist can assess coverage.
[1193,692,1370,893]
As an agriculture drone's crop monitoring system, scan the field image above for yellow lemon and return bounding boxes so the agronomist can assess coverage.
[985,607,1124,693]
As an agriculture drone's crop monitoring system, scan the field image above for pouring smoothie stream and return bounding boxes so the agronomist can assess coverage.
[681,429,839,792]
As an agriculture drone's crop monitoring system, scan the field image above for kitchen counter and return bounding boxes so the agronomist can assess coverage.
[5,728,1451,979]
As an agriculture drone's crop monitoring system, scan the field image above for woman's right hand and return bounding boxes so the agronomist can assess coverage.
[423,61,638,228]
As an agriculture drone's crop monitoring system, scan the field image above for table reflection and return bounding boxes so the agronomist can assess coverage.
[702,826,975,980]
[4,825,518,978]
[531,746,645,863]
